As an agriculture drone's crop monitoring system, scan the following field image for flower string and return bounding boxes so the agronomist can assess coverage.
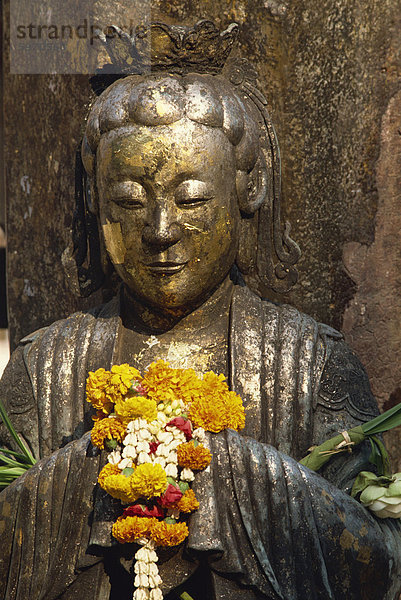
[86,361,245,599]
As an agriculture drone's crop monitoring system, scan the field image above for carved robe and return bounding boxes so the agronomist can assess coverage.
[0,286,400,599]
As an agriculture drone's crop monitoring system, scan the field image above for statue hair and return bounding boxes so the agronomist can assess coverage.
[63,70,300,298]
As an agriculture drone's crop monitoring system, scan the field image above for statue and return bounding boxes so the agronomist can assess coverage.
[0,21,400,600]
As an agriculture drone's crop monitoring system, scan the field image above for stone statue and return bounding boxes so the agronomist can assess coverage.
[0,21,400,600]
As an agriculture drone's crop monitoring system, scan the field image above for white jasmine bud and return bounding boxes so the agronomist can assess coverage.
[136,441,150,454]
[138,428,152,441]
[123,432,138,445]
[193,428,206,444]
[107,450,122,465]
[134,561,149,575]
[181,468,195,482]
[118,458,133,470]
[137,452,152,464]
[133,588,149,600]
[165,463,178,478]
[150,589,163,600]
[166,451,177,464]
[134,574,149,588]
[148,563,159,576]
[122,445,137,460]
[148,574,162,588]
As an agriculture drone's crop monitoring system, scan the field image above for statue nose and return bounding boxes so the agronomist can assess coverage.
[142,207,183,249]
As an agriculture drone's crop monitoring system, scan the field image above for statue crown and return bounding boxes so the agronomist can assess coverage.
[96,20,239,76]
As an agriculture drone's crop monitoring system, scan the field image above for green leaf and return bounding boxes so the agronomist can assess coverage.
[105,438,117,451]
[167,476,177,486]
[362,402,401,435]
[164,517,177,524]
[122,467,135,477]
[351,471,381,498]
[0,398,36,465]
[178,481,189,494]
[180,593,195,600]
[368,436,391,477]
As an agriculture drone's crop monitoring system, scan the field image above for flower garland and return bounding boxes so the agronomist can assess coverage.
[86,360,245,599]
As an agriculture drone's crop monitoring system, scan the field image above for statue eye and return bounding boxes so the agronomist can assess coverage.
[175,180,214,207]
[111,182,146,209]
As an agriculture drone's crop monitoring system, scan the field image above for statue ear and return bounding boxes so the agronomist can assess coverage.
[235,151,268,214]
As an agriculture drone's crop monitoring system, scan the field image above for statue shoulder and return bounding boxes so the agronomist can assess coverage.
[234,287,378,422]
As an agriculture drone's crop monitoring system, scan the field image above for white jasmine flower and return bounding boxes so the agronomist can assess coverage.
[134,561,150,575]
[133,587,149,600]
[181,468,195,482]
[150,589,163,600]
[134,574,149,588]
[148,550,158,562]
[107,450,122,465]
[123,432,138,446]
[118,458,133,470]
[193,427,206,444]
[148,563,159,576]
[171,399,180,409]
[165,463,178,478]
[137,452,152,464]
[166,451,177,464]
[156,412,168,424]
[136,440,151,454]
[122,445,137,460]
[138,428,152,441]
[148,574,162,588]
[164,405,173,416]
[157,431,173,444]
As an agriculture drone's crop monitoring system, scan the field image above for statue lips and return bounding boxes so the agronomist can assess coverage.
[145,260,188,275]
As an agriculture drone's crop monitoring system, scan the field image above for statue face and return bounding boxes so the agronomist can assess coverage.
[96,118,240,313]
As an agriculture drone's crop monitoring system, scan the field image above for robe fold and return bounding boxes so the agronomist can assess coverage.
[0,286,400,599]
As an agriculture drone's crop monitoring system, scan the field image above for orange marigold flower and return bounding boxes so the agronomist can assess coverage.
[98,463,120,487]
[177,441,211,470]
[91,417,126,449]
[150,520,189,547]
[129,463,167,500]
[175,489,199,513]
[86,368,113,413]
[115,396,158,424]
[142,360,201,406]
[188,373,245,433]
[112,515,157,544]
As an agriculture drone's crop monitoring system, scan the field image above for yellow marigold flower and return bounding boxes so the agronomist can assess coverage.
[177,441,212,470]
[176,489,199,513]
[105,364,142,403]
[129,463,167,500]
[112,515,156,544]
[142,360,201,406]
[98,463,120,487]
[115,396,158,424]
[225,390,245,431]
[86,368,113,413]
[150,520,189,547]
[101,473,137,504]
[91,417,127,449]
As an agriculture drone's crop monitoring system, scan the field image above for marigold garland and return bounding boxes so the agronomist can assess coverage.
[87,360,245,600]
[177,441,212,470]
[98,463,120,487]
[91,418,126,449]
[129,463,168,500]
[175,489,199,513]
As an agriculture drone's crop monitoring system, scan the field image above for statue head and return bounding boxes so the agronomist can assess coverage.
[65,21,300,314]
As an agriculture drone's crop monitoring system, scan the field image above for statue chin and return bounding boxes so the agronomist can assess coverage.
[0,20,400,600]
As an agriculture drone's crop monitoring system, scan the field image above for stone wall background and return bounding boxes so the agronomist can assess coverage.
[3,0,401,467]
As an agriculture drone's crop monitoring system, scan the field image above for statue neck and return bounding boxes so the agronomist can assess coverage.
[120,277,234,335]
